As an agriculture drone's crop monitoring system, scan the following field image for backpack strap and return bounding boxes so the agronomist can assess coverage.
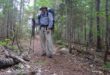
[38,12,49,25]
[38,15,41,25]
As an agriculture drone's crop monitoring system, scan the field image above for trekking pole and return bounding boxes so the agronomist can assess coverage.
[29,18,36,53]
[29,30,33,54]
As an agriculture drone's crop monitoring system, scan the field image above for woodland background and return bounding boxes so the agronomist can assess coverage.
[0,0,110,74]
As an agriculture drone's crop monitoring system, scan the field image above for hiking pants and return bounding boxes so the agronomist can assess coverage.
[40,27,54,56]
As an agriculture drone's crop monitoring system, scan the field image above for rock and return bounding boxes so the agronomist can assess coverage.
[6,69,12,73]
[37,68,42,75]
[25,64,30,69]
[52,73,57,75]
[92,70,103,74]
[57,48,69,55]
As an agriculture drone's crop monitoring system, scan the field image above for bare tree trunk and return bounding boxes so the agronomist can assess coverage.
[15,0,24,54]
[104,0,109,64]
[96,0,101,52]
[65,0,73,53]
[88,0,94,47]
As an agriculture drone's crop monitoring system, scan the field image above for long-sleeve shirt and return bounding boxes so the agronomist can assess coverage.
[38,12,54,29]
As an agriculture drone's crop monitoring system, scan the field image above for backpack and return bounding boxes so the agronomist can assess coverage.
[38,8,55,30]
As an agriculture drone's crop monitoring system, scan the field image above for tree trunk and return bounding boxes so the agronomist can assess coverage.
[96,0,101,52]
[65,0,73,53]
[0,46,30,69]
[104,0,109,64]
[88,1,94,47]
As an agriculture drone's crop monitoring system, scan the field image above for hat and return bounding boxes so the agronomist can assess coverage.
[40,7,48,10]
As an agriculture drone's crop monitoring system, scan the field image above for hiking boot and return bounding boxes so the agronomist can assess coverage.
[41,53,46,56]
[47,55,53,58]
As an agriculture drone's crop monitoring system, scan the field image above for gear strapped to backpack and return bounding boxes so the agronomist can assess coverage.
[38,8,55,30]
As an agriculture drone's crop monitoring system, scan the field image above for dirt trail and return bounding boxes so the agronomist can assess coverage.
[28,35,104,75]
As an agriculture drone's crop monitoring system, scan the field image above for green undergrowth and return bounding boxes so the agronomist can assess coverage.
[0,39,18,51]
[103,62,110,70]
[55,40,68,48]
[0,39,11,46]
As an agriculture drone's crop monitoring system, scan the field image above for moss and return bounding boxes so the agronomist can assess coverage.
[103,62,110,70]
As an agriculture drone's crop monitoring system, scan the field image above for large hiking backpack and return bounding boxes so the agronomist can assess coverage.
[48,8,55,19]
[38,8,55,30]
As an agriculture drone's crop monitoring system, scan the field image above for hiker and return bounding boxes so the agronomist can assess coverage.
[37,7,54,58]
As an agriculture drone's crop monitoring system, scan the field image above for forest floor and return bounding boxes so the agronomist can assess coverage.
[27,35,107,75]
[0,35,110,75]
